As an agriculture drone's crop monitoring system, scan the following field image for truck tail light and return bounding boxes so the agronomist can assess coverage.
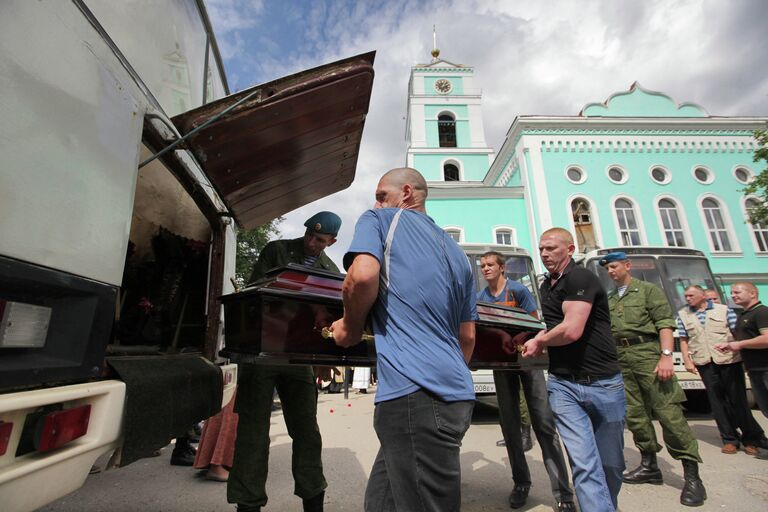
[0,421,12,455]
[0,299,52,348]
[36,405,91,453]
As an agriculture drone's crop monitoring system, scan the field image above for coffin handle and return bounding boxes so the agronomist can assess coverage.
[320,326,374,342]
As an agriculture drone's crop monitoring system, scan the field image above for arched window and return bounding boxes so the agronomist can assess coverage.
[702,198,733,252]
[443,163,460,181]
[444,228,462,242]
[746,197,768,252]
[495,228,513,246]
[614,198,641,246]
[571,197,598,253]
[438,114,457,148]
[657,198,687,247]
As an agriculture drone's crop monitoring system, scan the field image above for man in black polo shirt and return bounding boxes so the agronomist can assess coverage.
[522,227,625,512]
[715,281,768,459]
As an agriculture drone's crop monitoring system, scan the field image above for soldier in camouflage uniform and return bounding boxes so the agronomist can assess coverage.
[228,212,341,512]
[601,252,706,507]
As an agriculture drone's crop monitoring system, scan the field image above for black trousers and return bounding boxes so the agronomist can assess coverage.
[494,369,574,502]
[697,361,765,446]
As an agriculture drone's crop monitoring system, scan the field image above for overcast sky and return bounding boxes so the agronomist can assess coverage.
[207,0,768,265]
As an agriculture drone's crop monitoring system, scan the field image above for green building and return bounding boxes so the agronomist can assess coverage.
[408,51,768,298]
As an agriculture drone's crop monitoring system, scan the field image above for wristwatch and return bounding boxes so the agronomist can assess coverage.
[661,349,673,357]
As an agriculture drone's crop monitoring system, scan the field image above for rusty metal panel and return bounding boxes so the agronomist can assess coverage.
[172,52,375,229]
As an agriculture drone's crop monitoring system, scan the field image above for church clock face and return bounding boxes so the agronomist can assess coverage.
[434,78,452,94]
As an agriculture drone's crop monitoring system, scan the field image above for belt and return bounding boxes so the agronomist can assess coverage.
[615,335,656,347]
[551,372,617,384]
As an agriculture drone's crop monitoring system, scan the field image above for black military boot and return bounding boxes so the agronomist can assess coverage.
[622,452,663,484]
[303,490,325,512]
[680,460,706,507]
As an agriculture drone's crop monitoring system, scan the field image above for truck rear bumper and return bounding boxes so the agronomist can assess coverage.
[0,380,125,512]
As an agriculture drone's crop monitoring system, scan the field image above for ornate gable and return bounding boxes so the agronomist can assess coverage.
[580,82,709,118]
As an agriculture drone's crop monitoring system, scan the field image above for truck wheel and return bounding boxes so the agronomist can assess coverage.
[683,391,711,414]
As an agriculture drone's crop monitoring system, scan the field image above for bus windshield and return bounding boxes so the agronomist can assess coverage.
[466,253,539,303]
[659,257,718,312]
[587,256,719,313]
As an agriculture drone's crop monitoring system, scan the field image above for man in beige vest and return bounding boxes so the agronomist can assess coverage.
[677,285,766,455]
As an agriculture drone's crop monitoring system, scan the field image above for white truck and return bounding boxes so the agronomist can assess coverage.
[0,2,373,510]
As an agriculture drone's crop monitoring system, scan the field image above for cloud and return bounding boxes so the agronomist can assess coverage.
[209,0,768,266]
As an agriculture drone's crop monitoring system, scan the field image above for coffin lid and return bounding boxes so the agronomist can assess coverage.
[172,52,376,229]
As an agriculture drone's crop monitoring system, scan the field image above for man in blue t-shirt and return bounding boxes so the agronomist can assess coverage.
[478,252,575,511]
[330,167,476,512]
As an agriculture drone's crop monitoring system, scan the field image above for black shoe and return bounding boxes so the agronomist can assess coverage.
[680,460,706,507]
[236,506,261,512]
[756,447,768,460]
[557,501,577,512]
[508,484,530,509]
[623,452,663,484]
[521,424,534,453]
[303,490,324,512]
[170,440,196,466]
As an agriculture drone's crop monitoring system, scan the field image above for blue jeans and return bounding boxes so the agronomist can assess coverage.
[364,389,474,512]
[547,373,626,512]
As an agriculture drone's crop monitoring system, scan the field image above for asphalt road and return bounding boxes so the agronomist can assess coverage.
[42,389,768,512]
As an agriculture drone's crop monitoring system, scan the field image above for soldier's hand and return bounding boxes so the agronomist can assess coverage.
[329,318,363,348]
[684,360,698,375]
[654,356,674,381]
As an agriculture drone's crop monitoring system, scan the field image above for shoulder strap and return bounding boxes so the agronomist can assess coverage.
[381,209,404,291]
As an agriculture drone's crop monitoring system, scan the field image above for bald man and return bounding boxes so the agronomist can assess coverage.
[522,228,625,512]
[331,168,476,511]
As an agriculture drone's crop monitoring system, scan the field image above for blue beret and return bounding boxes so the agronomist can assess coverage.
[304,211,341,236]
[599,251,629,266]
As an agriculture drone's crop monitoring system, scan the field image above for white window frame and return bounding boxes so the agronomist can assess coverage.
[697,194,741,255]
[648,165,671,185]
[566,194,603,253]
[443,226,464,243]
[564,164,587,185]
[492,226,516,246]
[612,195,647,247]
[441,157,464,181]
[653,195,692,248]
[605,164,628,185]
[733,165,754,185]
[692,165,714,185]
[742,195,768,254]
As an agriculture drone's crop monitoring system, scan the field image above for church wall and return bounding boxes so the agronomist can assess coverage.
[414,153,491,181]
[535,137,764,278]
[426,197,532,252]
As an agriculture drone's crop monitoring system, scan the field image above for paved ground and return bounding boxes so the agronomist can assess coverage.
[43,389,768,512]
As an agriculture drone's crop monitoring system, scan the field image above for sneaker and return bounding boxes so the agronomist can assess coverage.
[721,443,738,454]
[557,501,577,512]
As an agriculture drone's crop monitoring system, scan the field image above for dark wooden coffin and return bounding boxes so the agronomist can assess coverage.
[220,265,548,370]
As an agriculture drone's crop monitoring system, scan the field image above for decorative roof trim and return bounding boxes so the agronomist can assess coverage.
[580,82,709,118]
[427,184,524,199]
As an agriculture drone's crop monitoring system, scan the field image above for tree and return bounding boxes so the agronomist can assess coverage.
[235,218,282,286]
[745,128,768,224]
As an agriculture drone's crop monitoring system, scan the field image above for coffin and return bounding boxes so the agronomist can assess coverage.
[220,265,548,370]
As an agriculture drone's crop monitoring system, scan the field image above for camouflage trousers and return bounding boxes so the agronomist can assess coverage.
[228,364,327,508]
[618,341,702,462]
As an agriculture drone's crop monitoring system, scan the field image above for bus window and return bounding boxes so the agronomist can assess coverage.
[660,257,718,312]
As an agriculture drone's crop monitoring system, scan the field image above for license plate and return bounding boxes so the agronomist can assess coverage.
[474,384,496,394]
[678,380,705,390]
